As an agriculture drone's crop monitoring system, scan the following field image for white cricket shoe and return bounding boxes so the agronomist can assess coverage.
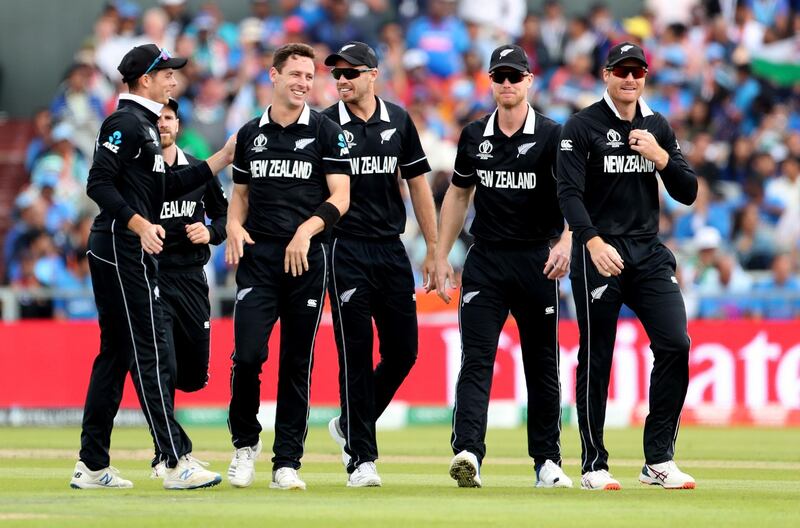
[150,461,167,479]
[70,461,133,489]
[449,450,481,488]
[639,460,696,489]
[270,467,306,490]
[535,460,573,488]
[581,469,621,490]
[328,416,351,467]
[163,455,222,490]
[228,439,263,488]
[347,461,382,487]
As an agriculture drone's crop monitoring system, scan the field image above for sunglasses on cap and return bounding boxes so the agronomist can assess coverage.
[331,67,375,80]
[607,65,648,79]
[144,48,171,76]
[490,70,528,84]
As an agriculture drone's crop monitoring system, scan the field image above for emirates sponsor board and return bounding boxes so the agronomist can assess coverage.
[1,319,798,426]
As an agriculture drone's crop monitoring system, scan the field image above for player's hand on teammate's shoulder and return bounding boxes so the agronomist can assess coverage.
[586,236,624,278]
[225,222,254,266]
[221,134,237,165]
[186,222,211,245]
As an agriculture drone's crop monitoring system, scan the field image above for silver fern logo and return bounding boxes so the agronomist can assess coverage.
[237,287,253,301]
[294,138,315,151]
[590,284,608,302]
[462,291,480,304]
[340,288,357,304]
[380,128,397,144]
[517,142,536,158]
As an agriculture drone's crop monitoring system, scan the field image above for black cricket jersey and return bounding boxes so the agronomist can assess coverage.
[87,94,213,237]
[557,92,697,245]
[321,97,430,238]
[452,104,563,244]
[231,103,351,239]
[157,147,228,269]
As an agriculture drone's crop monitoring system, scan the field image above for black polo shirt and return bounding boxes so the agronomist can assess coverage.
[321,97,430,238]
[557,92,697,245]
[452,104,563,244]
[231,103,351,239]
[158,147,228,269]
[87,94,213,237]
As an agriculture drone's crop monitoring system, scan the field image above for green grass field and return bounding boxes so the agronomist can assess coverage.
[1,425,798,527]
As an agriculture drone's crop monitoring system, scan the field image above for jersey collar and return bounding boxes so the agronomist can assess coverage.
[483,104,536,137]
[602,90,653,119]
[175,146,189,166]
[337,97,390,125]
[119,93,164,117]
[259,103,311,127]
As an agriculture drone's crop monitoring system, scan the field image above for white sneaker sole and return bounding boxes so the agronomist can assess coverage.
[164,475,222,490]
[536,479,573,488]
[449,458,481,488]
[580,481,621,490]
[269,481,306,491]
[70,482,133,489]
[229,475,254,488]
[639,475,696,489]
[347,478,382,488]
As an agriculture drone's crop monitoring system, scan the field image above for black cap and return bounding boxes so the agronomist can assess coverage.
[164,97,179,114]
[117,44,188,83]
[324,41,378,68]
[605,41,648,68]
[488,45,530,73]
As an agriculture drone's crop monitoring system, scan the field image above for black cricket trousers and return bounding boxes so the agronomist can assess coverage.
[570,236,690,474]
[81,224,191,470]
[329,236,418,472]
[451,241,563,467]
[229,238,327,471]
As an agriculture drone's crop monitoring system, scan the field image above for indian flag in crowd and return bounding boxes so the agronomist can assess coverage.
[750,37,800,86]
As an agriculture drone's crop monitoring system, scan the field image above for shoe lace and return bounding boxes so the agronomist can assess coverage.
[107,466,123,476]
[183,454,210,468]
[597,469,613,478]
[358,462,377,474]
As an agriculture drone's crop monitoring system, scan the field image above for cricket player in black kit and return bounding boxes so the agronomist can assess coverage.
[71,44,234,490]
[225,43,350,491]
[150,98,228,478]
[321,42,438,488]
[557,42,698,491]
[434,45,572,489]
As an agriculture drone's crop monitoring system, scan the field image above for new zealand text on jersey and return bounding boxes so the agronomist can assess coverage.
[250,159,313,179]
[160,200,197,219]
[603,155,656,174]
[349,156,398,176]
[477,169,537,189]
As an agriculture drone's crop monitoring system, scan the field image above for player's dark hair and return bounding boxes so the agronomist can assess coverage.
[272,43,315,73]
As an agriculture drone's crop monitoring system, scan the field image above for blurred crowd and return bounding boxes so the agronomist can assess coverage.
[4,0,800,320]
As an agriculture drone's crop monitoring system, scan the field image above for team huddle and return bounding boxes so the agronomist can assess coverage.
[69,39,698,492]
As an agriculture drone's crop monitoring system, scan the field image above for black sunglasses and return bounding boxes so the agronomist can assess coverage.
[331,67,375,80]
[607,65,648,79]
[490,70,527,84]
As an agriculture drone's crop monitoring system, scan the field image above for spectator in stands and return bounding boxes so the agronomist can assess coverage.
[516,14,552,76]
[160,0,193,44]
[752,253,800,319]
[406,0,469,79]
[53,249,97,321]
[694,250,754,319]
[24,109,52,174]
[766,156,800,215]
[30,122,88,215]
[49,62,105,159]
[540,0,567,66]
[11,250,53,319]
[674,176,732,241]
[310,0,366,52]
[734,202,778,269]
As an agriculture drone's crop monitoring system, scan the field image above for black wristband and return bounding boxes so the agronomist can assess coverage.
[312,201,341,228]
